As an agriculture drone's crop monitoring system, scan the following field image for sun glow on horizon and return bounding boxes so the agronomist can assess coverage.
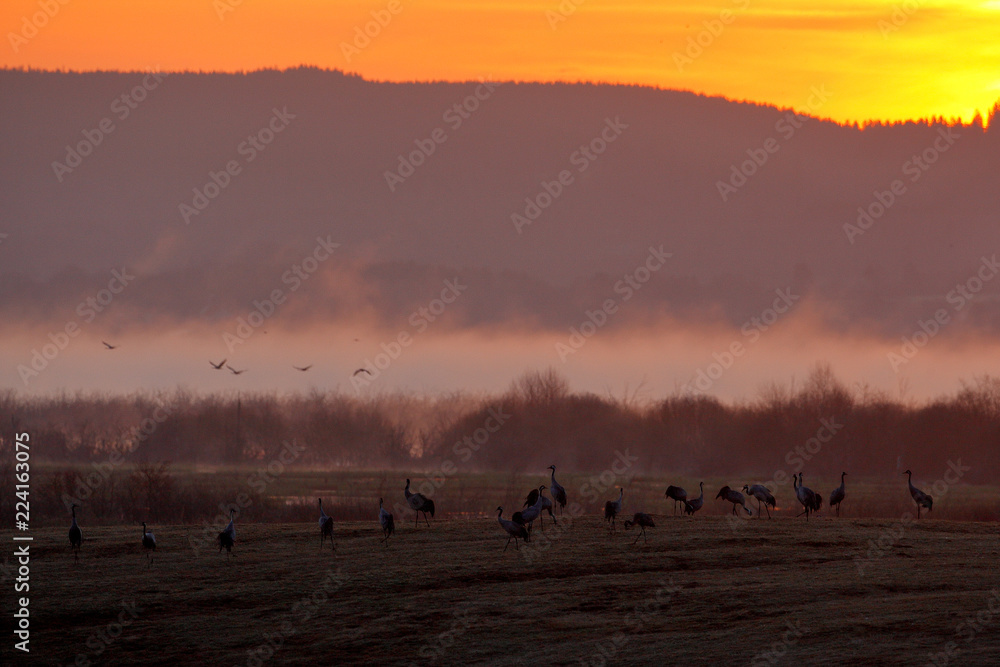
[1,0,997,126]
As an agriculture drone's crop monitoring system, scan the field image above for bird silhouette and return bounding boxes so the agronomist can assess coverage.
[102,341,117,350]
[69,503,82,561]
[496,506,529,552]
[353,368,372,377]
[716,486,751,516]
[547,465,567,514]
[623,512,656,545]
[664,485,687,515]
[218,508,236,560]
[742,484,776,519]
[604,487,623,533]
[903,469,933,518]
[318,498,334,552]
[829,472,847,517]
[294,365,313,372]
[404,479,435,527]
[378,498,394,546]
[683,482,705,516]
[226,365,246,375]
[209,359,227,369]
[141,522,156,567]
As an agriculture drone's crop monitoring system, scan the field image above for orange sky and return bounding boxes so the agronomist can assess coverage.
[2,0,998,123]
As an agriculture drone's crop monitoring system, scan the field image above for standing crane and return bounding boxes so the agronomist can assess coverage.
[218,508,236,559]
[404,479,435,527]
[716,486,751,516]
[604,487,624,533]
[664,485,688,516]
[69,503,82,561]
[378,498,394,546]
[622,513,656,545]
[903,469,933,518]
[318,498,334,552]
[742,484,776,519]
[141,522,156,567]
[683,482,705,516]
[548,465,567,514]
[523,486,557,528]
[794,473,821,520]
[517,486,547,534]
[829,472,847,517]
[496,506,530,552]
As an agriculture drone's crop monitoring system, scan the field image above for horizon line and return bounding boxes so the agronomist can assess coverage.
[5,64,997,131]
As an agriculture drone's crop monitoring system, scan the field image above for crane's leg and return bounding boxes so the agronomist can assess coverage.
[633,530,641,545]
[503,536,511,553]
[766,504,771,519]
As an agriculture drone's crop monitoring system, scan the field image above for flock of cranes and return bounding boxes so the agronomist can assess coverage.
[65,466,940,560]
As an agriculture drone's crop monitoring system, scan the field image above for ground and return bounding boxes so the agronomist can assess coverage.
[5,513,999,666]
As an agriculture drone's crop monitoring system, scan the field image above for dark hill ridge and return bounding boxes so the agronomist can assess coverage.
[1,68,998,334]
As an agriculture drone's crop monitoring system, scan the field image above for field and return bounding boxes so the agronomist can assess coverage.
[6,479,1000,666]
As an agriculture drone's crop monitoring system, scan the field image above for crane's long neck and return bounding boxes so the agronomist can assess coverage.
[496,508,503,522]
[617,488,623,503]
[698,482,704,500]
[72,506,77,519]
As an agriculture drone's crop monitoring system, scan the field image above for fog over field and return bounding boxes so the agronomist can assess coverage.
[2,68,999,398]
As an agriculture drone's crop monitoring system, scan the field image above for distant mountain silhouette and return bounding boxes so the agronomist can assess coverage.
[1,68,998,336]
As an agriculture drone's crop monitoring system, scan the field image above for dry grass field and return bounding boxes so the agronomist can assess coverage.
[5,506,1000,666]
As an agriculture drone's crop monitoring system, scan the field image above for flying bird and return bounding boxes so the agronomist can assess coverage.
[102,341,117,350]
[353,368,372,377]
[226,365,247,375]
[209,359,227,369]
[294,365,313,372]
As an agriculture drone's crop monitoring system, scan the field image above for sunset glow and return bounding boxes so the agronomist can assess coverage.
[2,0,998,124]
